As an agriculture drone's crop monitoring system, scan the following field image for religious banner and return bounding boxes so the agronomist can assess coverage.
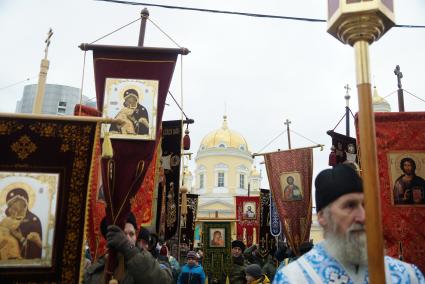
[202,222,231,282]
[0,114,97,283]
[79,43,188,233]
[270,192,282,237]
[358,112,425,272]
[259,189,278,255]
[236,196,260,247]
[155,120,183,241]
[264,148,313,255]
[180,193,199,249]
[326,130,358,167]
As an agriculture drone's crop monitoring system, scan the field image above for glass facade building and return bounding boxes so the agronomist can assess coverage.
[16,84,96,115]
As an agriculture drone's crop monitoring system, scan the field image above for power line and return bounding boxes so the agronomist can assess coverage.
[96,0,425,28]
[0,77,34,91]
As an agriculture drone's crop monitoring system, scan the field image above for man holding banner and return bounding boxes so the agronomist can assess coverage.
[273,164,425,283]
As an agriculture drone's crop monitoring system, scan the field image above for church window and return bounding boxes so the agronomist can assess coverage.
[217,172,225,187]
[239,174,245,189]
[199,174,205,189]
[218,143,226,148]
[239,145,245,151]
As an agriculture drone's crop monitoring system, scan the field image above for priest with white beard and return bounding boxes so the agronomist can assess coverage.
[273,164,425,284]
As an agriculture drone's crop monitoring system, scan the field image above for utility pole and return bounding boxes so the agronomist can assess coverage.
[284,119,292,150]
[33,28,53,114]
[344,84,351,136]
[394,65,405,112]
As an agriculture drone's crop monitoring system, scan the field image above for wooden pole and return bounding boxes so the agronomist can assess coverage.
[354,40,385,284]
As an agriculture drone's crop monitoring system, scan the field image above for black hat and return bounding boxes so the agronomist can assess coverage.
[245,264,262,278]
[315,164,363,212]
[231,240,246,251]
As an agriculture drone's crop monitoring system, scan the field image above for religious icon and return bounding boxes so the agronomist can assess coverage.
[209,228,225,247]
[389,152,425,206]
[102,78,158,140]
[279,172,303,201]
[0,172,59,266]
[243,201,256,219]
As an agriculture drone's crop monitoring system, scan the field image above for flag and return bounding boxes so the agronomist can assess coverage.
[264,148,313,255]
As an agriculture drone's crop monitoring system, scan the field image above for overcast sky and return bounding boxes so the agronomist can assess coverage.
[1,0,424,191]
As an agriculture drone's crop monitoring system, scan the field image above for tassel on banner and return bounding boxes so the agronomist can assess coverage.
[183,127,191,150]
[180,185,188,216]
[102,132,113,158]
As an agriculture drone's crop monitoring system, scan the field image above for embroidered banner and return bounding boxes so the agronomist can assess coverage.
[0,115,97,283]
[179,193,198,250]
[236,196,260,247]
[357,112,425,272]
[326,130,358,166]
[270,193,282,237]
[264,148,313,255]
[202,222,232,282]
[155,120,183,241]
[79,44,187,232]
[259,189,278,255]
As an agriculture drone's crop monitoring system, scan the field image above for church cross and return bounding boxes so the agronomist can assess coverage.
[394,65,403,89]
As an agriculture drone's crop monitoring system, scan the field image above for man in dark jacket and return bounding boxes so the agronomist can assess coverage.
[228,240,248,284]
[84,213,172,283]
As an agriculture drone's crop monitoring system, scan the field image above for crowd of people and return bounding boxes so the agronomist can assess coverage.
[83,164,425,284]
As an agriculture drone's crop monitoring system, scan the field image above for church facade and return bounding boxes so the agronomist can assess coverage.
[191,115,261,245]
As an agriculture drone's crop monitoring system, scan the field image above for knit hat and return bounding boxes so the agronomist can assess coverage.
[231,240,246,252]
[315,164,363,212]
[187,250,197,259]
[245,264,262,278]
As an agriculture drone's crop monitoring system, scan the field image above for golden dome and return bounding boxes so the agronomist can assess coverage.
[199,115,249,151]
[372,86,391,112]
[250,166,260,177]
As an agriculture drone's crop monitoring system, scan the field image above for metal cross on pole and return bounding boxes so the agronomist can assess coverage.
[394,65,405,112]
[284,119,292,149]
[344,84,351,137]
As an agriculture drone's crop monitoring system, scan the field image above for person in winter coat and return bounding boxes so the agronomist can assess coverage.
[245,264,270,284]
[177,250,206,284]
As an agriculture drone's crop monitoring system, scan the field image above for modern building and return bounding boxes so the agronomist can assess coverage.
[16,84,96,115]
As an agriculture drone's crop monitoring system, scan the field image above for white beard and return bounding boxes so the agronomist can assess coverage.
[326,223,368,266]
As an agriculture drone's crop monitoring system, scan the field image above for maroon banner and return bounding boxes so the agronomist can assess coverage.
[264,149,313,255]
[357,112,425,272]
[236,196,260,247]
[79,44,187,228]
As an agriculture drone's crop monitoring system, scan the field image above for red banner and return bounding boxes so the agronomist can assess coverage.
[264,149,313,255]
[236,196,260,247]
[359,112,425,272]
